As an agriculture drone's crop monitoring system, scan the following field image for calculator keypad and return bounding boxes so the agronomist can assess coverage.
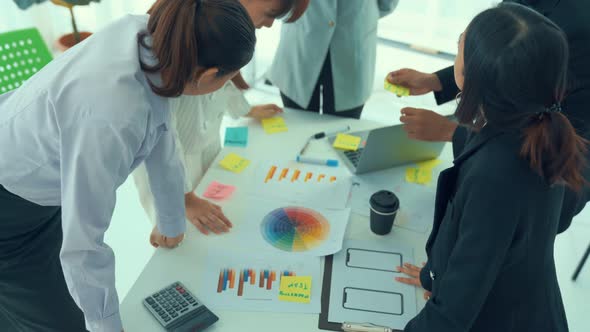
[143,282,207,329]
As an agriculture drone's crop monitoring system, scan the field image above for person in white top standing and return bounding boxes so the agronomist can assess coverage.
[132,0,310,236]
[268,0,398,119]
[0,0,256,331]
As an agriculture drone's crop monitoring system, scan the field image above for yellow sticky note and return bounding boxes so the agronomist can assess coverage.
[278,276,312,303]
[406,167,432,185]
[333,133,362,151]
[261,117,288,134]
[416,158,441,170]
[219,153,250,173]
[384,79,410,97]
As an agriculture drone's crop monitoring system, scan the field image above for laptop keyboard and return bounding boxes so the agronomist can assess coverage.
[344,148,364,167]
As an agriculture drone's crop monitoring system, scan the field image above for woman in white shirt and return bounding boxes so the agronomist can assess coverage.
[133,0,310,236]
[0,0,255,331]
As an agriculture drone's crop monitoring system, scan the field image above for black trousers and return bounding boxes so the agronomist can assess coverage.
[280,50,364,120]
[0,185,86,332]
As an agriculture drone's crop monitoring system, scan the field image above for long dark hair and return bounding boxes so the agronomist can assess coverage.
[455,3,586,191]
[139,0,256,97]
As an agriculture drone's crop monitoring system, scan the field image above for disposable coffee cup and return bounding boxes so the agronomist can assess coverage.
[369,190,400,235]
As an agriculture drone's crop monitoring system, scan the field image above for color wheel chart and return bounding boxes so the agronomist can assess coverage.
[261,207,330,252]
[264,166,338,184]
[217,268,296,297]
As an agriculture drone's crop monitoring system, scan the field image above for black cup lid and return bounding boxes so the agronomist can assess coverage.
[370,190,400,212]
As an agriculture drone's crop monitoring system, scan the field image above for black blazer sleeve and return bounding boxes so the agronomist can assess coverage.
[419,261,432,292]
[452,126,470,158]
[404,175,521,331]
[433,66,460,105]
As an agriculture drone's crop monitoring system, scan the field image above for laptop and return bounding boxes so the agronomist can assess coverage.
[329,123,447,174]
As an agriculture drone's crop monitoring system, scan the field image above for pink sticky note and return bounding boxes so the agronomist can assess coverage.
[203,181,236,200]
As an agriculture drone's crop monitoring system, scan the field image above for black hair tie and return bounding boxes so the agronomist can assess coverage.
[546,102,562,114]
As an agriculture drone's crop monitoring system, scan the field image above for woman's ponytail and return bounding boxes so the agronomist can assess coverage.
[140,0,255,97]
[521,107,587,192]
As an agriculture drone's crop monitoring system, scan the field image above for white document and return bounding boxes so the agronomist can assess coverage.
[198,249,322,313]
[328,240,417,329]
[233,198,351,257]
[248,161,352,209]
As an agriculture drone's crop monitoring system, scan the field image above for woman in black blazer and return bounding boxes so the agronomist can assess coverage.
[388,0,590,232]
[397,3,585,331]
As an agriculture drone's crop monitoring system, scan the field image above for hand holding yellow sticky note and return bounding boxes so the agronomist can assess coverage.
[278,276,312,303]
[261,116,288,134]
[384,79,410,97]
[333,133,361,151]
[219,153,250,173]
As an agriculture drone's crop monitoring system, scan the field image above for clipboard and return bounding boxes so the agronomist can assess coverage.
[318,255,403,332]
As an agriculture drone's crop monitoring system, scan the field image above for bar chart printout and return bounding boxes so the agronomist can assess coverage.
[200,251,322,313]
[252,163,352,209]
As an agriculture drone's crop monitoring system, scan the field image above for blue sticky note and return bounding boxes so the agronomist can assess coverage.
[224,127,248,147]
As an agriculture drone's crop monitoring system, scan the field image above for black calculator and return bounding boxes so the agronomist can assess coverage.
[143,281,219,332]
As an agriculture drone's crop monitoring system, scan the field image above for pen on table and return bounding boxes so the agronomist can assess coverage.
[299,125,351,155]
[296,155,339,167]
[342,322,393,332]
[312,125,351,139]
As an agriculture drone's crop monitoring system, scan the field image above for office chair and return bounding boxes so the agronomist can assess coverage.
[0,28,52,95]
[572,242,590,281]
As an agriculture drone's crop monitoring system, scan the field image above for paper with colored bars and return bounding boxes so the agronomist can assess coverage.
[251,162,352,210]
[199,249,321,313]
[235,197,351,256]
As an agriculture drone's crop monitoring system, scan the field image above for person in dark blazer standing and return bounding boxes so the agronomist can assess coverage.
[395,3,585,331]
[387,0,590,233]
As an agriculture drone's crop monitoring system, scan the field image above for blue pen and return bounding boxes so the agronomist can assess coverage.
[296,155,339,167]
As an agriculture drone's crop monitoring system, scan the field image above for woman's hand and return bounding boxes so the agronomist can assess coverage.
[150,227,184,249]
[247,104,283,120]
[400,107,458,142]
[395,262,432,300]
[387,68,442,96]
[185,193,232,235]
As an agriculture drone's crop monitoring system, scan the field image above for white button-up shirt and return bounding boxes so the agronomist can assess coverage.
[0,15,185,332]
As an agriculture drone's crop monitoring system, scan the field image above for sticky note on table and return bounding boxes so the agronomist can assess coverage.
[219,153,250,173]
[203,181,236,200]
[384,79,410,97]
[278,276,312,303]
[417,158,441,170]
[333,133,362,151]
[224,127,248,147]
[261,116,288,134]
[406,167,432,185]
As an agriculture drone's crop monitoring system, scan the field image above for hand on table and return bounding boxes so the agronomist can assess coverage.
[395,262,432,300]
[387,68,442,96]
[150,227,184,249]
[247,104,283,120]
[185,193,232,235]
[400,107,458,142]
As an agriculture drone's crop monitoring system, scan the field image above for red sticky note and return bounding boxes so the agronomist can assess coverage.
[203,181,236,200]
